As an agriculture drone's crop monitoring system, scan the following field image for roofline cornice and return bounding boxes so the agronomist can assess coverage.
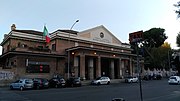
[1,30,46,46]
[0,51,66,58]
[50,33,132,51]
[65,46,135,56]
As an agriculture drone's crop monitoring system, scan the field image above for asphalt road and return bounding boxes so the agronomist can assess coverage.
[1,78,180,101]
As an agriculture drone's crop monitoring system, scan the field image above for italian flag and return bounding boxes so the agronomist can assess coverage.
[43,26,50,43]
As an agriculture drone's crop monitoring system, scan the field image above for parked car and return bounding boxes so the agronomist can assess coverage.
[125,76,138,83]
[33,78,49,89]
[154,74,162,80]
[66,77,81,87]
[10,79,34,91]
[168,76,180,85]
[143,75,150,80]
[91,76,110,85]
[49,77,66,88]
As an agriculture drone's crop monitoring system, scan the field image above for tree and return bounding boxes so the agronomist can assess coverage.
[144,42,171,70]
[130,28,168,70]
[176,32,180,47]
[161,42,171,48]
[130,28,167,54]
[137,28,167,70]
[143,28,168,48]
[173,32,180,75]
[174,1,180,18]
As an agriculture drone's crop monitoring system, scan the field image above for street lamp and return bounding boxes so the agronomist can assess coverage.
[67,20,79,79]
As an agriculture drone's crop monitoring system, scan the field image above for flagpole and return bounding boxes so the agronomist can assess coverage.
[42,24,46,42]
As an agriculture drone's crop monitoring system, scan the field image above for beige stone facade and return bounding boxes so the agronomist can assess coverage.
[0,24,143,81]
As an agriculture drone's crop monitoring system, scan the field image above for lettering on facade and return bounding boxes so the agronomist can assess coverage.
[0,71,14,80]
[93,37,110,43]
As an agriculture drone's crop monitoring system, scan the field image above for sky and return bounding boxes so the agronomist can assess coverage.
[0,0,180,54]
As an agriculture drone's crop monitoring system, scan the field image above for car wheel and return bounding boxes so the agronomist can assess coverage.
[107,81,110,85]
[10,86,13,90]
[55,85,58,88]
[37,85,40,89]
[71,84,74,87]
[130,80,133,83]
[20,86,24,91]
[97,82,100,85]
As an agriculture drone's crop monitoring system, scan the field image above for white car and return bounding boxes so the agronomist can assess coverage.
[125,76,139,83]
[168,76,180,85]
[10,79,34,91]
[91,77,110,85]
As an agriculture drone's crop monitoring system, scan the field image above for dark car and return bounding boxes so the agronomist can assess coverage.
[49,77,66,88]
[33,78,49,89]
[153,74,162,80]
[66,77,81,87]
[143,75,150,80]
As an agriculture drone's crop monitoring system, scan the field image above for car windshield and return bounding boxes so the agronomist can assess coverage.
[170,77,177,79]
[14,80,20,83]
[74,78,80,81]
[96,77,101,80]
[126,76,133,78]
[25,80,33,84]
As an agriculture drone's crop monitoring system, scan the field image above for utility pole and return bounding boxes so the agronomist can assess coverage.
[168,50,171,69]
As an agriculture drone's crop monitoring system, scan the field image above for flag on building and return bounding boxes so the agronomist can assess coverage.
[43,26,50,43]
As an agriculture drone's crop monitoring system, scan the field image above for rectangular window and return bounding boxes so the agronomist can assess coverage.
[26,64,50,73]
[22,44,27,48]
[2,48,4,54]
[52,44,56,51]
[37,46,43,49]
[75,42,78,47]
[7,45,10,51]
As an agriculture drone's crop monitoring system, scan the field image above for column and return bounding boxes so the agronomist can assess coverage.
[121,59,125,78]
[88,58,94,80]
[130,58,133,76]
[118,58,121,79]
[110,60,115,79]
[73,56,79,78]
[80,54,85,80]
[96,56,101,78]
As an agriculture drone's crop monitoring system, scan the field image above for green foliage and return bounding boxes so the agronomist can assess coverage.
[174,1,180,18]
[176,32,180,47]
[147,46,171,70]
[143,28,168,48]
[130,27,169,70]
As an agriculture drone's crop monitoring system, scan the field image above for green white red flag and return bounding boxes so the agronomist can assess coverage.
[43,26,50,43]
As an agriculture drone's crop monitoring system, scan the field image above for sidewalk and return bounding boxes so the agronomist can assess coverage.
[81,79,125,86]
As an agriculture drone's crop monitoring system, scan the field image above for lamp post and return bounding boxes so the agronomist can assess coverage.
[131,38,143,101]
[67,20,79,79]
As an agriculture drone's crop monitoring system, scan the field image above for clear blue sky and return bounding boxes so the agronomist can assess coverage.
[0,0,179,54]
